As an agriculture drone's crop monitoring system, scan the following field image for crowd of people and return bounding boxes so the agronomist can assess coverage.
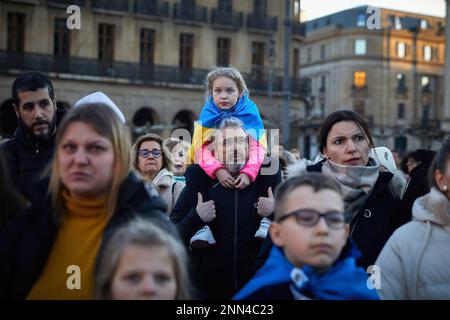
[0,69,449,300]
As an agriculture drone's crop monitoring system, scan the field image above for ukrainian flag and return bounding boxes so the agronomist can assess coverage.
[188,94,267,163]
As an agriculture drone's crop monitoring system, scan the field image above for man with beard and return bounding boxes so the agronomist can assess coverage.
[171,117,281,299]
[1,72,65,204]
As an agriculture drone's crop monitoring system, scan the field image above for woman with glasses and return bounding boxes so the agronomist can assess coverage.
[287,110,406,269]
[376,138,450,299]
[133,133,184,214]
[234,172,378,300]
[0,102,172,299]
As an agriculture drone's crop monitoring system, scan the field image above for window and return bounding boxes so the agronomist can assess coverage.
[397,103,405,119]
[353,100,365,115]
[395,16,402,30]
[218,0,232,12]
[140,29,155,65]
[424,45,432,61]
[179,33,194,70]
[293,0,301,22]
[320,44,325,60]
[353,71,366,88]
[98,24,115,65]
[293,48,299,79]
[307,47,312,62]
[356,14,366,27]
[420,19,428,29]
[320,75,326,91]
[254,0,267,17]
[354,39,367,55]
[252,41,265,82]
[217,38,230,67]
[7,12,25,53]
[397,42,406,58]
[397,73,406,92]
[54,18,70,57]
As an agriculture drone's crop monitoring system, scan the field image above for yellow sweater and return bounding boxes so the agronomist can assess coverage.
[27,190,109,300]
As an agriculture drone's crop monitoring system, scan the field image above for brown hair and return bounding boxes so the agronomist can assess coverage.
[132,133,174,173]
[274,172,345,221]
[318,110,374,154]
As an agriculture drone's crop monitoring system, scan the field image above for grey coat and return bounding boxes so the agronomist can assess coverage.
[376,188,450,299]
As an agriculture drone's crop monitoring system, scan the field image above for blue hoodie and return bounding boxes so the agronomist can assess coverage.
[233,240,379,300]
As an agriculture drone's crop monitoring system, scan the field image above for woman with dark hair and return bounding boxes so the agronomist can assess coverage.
[287,110,406,268]
[399,149,436,223]
[376,138,450,299]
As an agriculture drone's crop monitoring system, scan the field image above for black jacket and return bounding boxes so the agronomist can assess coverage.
[171,161,281,300]
[0,108,66,204]
[0,172,173,299]
[307,161,405,268]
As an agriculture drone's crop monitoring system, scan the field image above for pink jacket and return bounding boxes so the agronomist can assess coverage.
[195,136,265,182]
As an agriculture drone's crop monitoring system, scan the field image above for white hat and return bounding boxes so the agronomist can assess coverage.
[74,91,126,123]
[370,146,397,173]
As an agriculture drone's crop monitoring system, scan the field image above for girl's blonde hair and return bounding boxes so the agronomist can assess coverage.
[49,103,131,221]
[132,133,174,173]
[206,67,248,97]
[95,217,191,300]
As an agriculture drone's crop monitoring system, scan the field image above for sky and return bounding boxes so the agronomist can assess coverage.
[301,0,446,21]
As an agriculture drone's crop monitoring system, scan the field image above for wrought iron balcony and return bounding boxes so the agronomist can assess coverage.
[173,3,207,24]
[292,21,306,37]
[0,51,308,96]
[92,0,128,13]
[134,0,169,18]
[211,9,243,29]
[247,14,277,32]
[47,0,86,6]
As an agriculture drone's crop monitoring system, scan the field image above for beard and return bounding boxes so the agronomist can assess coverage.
[19,116,56,142]
[224,151,246,175]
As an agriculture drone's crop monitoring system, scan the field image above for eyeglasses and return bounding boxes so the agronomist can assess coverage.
[138,148,162,158]
[276,209,345,229]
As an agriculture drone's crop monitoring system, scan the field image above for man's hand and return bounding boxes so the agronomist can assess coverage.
[196,192,216,223]
[234,173,251,190]
[256,187,275,217]
[215,168,235,188]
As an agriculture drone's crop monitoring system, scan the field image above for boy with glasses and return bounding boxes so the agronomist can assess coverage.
[234,172,379,300]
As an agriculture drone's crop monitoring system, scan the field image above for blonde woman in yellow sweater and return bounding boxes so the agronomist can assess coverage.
[0,98,175,299]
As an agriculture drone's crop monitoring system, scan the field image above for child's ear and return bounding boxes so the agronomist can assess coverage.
[269,222,285,247]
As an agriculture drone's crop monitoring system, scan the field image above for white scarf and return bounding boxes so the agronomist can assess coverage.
[322,158,380,218]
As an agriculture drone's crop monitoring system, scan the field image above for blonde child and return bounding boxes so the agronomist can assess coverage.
[95,218,191,300]
[188,67,271,247]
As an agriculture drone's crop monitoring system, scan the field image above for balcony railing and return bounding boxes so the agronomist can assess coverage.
[92,0,128,13]
[244,67,310,96]
[247,14,277,32]
[173,4,207,24]
[292,21,306,37]
[134,0,169,18]
[211,9,243,29]
[47,0,86,6]
[0,51,308,96]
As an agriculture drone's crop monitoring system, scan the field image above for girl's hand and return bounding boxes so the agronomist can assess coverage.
[216,168,235,188]
[234,173,251,190]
